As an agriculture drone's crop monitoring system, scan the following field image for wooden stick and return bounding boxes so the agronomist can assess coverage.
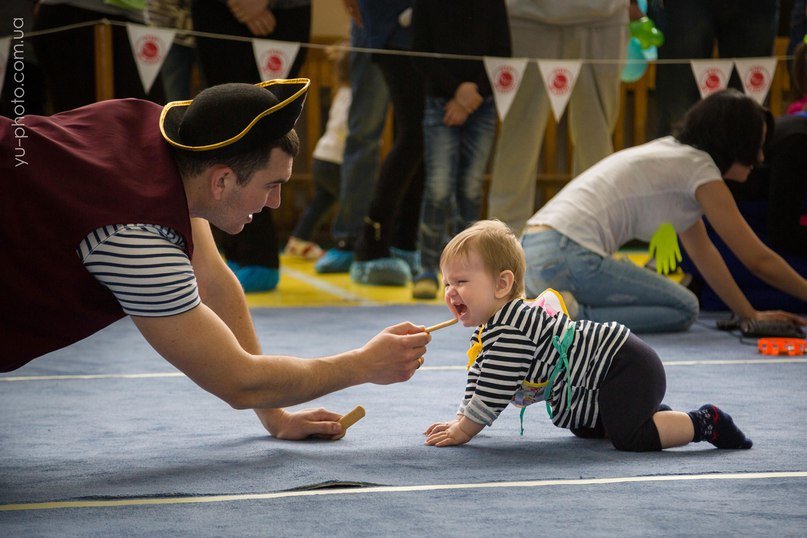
[426,318,458,333]
[338,405,365,430]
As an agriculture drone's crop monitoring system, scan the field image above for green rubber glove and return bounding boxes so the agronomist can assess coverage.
[648,222,682,275]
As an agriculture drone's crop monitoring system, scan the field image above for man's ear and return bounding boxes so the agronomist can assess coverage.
[494,270,515,299]
[208,165,234,200]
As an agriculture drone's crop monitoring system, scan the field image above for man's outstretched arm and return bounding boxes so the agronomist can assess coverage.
[133,219,429,419]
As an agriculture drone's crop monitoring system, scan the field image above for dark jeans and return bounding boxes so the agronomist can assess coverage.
[191,0,311,267]
[570,334,666,452]
[354,53,425,260]
[648,0,779,136]
[291,159,340,241]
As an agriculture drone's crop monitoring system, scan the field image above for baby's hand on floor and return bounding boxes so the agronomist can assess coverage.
[424,420,471,447]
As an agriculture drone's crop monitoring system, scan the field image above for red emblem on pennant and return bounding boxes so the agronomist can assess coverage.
[548,68,572,96]
[262,50,285,75]
[136,35,162,64]
[493,65,516,93]
[700,68,725,93]
[746,66,768,93]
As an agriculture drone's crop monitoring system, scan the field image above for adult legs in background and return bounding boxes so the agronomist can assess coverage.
[414,97,461,297]
[454,99,498,230]
[350,53,424,286]
[161,43,202,101]
[192,0,311,291]
[649,0,778,137]
[522,230,699,333]
[487,18,553,236]
[32,4,164,113]
[287,159,340,256]
[566,22,624,176]
[193,0,310,85]
[316,23,389,273]
[414,97,497,299]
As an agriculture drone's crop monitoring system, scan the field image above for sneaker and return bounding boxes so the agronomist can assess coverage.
[234,265,279,293]
[315,248,354,274]
[284,237,324,260]
[412,272,439,300]
[390,247,421,277]
[350,257,411,286]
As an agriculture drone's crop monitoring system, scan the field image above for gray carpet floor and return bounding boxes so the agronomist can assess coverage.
[1,306,806,536]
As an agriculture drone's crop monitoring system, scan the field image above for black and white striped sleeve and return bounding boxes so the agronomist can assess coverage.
[78,224,201,317]
[460,328,536,426]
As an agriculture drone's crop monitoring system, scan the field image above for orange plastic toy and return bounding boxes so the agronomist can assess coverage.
[757,338,806,356]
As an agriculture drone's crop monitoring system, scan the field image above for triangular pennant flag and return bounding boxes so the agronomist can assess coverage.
[252,39,301,81]
[537,60,582,122]
[690,59,734,99]
[483,56,528,121]
[0,37,11,99]
[734,57,777,104]
[126,23,176,94]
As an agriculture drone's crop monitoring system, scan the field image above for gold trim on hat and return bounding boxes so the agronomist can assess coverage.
[159,78,310,152]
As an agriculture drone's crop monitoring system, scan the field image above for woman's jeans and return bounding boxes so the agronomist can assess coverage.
[522,230,699,333]
[418,97,498,274]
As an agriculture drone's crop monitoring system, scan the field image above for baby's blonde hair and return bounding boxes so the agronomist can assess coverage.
[440,219,525,301]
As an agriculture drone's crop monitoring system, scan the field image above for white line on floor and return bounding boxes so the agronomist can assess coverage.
[0,373,187,382]
[2,358,805,382]
[2,471,805,511]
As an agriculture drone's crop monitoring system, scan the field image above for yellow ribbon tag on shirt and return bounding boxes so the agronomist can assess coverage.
[466,325,484,370]
[648,222,682,275]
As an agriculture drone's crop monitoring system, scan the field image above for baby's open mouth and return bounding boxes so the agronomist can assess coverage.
[454,303,468,317]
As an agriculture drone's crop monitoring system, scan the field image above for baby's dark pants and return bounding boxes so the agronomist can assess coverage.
[570,333,666,451]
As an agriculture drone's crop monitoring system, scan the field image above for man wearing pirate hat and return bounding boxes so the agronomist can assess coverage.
[1,79,430,440]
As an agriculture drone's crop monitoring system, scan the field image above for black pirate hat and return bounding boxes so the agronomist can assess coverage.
[160,78,309,157]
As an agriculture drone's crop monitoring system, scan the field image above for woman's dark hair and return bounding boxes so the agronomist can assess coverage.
[673,89,774,174]
[173,128,300,185]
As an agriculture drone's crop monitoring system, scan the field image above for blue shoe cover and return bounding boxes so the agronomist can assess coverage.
[315,248,354,274]
[390,247,421,276]
[235,265,279,293]
[350,257,411,286]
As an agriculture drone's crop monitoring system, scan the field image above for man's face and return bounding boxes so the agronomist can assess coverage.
[216,147,293,234]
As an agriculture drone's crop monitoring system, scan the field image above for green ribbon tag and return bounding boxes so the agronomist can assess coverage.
[648,222,681,275]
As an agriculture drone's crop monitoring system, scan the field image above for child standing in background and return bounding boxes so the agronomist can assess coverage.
[285,41,352,259]
[425,220,753,452]
[409,0,511,299]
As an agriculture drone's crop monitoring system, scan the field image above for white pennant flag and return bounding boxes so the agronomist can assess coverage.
[0,37,10,99]
[483,56,528,121]
[126,24,176,94]
[252,39,300,81]
[734,57,777,104]
[537,60,582,122]
[690,60,734,99]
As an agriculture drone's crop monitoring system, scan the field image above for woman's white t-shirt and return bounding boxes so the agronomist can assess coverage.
[527,137,722,257]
